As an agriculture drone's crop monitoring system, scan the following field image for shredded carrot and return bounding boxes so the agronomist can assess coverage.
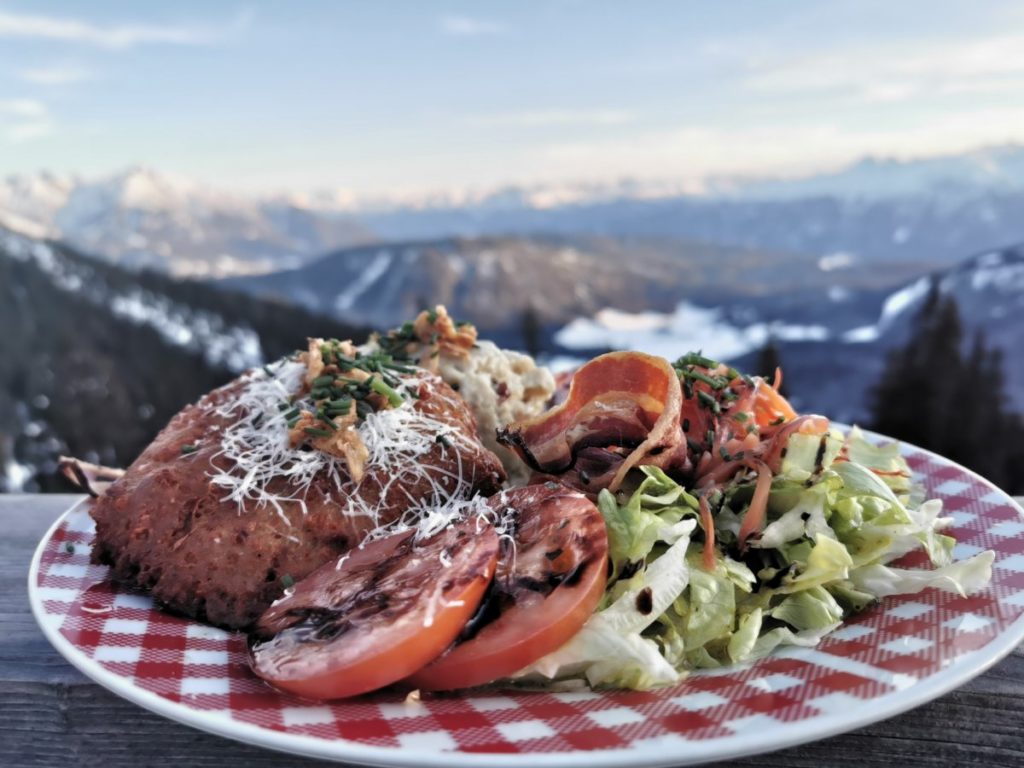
[753,378,798,428]
[869,468,911,477]
[738,461,773,550]
[772,366,783,391]
[698,495,716,572]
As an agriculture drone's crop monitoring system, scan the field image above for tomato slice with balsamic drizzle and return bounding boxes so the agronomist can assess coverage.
[249,518,499,700]
[407,485,608,691]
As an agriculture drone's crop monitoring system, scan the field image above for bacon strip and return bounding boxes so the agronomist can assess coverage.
[497,351,683,492]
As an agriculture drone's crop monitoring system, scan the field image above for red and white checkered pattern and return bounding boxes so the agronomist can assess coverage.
[31,446,1024,763]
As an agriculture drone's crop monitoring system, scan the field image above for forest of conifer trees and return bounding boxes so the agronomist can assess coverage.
[869,284,1023,493]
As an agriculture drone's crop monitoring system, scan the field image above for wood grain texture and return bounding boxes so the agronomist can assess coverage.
[3,494,1023,768]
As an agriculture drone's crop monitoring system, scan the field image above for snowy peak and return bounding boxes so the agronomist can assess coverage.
[0,168,374,277]
[4,142,1024,278]
[841,243,1024,347]
[722,144,1024,201]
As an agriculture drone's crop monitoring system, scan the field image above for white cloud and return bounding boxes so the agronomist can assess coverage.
[439,15,504,37]
[0,8,236,48]
[523,109,1024,187]
[6,120,54,142]
[470,109,635,127]
[19,65,94,85]
[0,98,47,118]
[744,34,1024,103]
[0,99,54,142]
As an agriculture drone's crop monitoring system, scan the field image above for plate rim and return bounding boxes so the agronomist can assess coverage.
[28,433,1024,768]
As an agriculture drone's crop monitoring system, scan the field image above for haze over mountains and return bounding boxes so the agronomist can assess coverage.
[0,168,373,277]
[4,144,1024,278]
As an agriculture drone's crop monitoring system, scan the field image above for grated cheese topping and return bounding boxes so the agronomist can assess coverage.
[205,356,487,532]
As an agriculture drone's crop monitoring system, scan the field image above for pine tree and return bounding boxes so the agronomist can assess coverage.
[755,338,787,395]
[521,304,542,359]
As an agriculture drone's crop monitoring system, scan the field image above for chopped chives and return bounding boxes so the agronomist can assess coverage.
[369,376,405,407]
[697,391,721,413]
[316,412,339,430]
[303,426,333,438]
[679,369,728,389]
[675,352,718,369]
[281,574,295,589]
[180,444,198,455]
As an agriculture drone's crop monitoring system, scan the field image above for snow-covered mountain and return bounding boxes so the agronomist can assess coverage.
[353,145,1024,267]
[223,236,703,335]
[720,144,1024,201]
[5,145,1024,277]
[0,167,374,277]
[222,233,937,342]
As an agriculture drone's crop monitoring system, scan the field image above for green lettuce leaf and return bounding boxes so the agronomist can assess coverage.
[508,424,994,692]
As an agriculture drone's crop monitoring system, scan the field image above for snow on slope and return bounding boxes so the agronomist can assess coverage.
[1,227,263,371]
[843,247,1024,343]
[333,250,393,312]
[555,303,829,361]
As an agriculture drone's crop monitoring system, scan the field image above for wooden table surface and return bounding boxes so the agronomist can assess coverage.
[4,494,1024,768]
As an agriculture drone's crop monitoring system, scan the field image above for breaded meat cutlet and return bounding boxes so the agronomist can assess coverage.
[89,350,505,630]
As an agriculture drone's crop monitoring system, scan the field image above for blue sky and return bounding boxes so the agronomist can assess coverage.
[3,1,1024,196]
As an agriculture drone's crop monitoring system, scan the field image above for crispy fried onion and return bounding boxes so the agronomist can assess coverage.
[291,338,372,482]
[497,351,683,492]
[413,305,476,370]
[58,456,125,498]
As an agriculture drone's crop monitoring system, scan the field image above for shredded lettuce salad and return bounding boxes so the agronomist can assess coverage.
[515,427,994,690]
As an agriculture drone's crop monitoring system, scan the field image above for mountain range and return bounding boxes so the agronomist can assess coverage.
[221,235,938,343]
[4,144,1024,278]
[0,168,373,277]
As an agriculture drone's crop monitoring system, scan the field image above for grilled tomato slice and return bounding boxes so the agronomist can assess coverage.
[407,486,608,691]
[249,518,499,700]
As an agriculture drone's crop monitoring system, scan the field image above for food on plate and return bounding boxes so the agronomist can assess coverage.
[250,517,499,699]
[75,306,995,699]
[507,352,995,689]
[407,485,608,691]
[88,330,504,629]
[497,351,684,492]
[368,305,556,483]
